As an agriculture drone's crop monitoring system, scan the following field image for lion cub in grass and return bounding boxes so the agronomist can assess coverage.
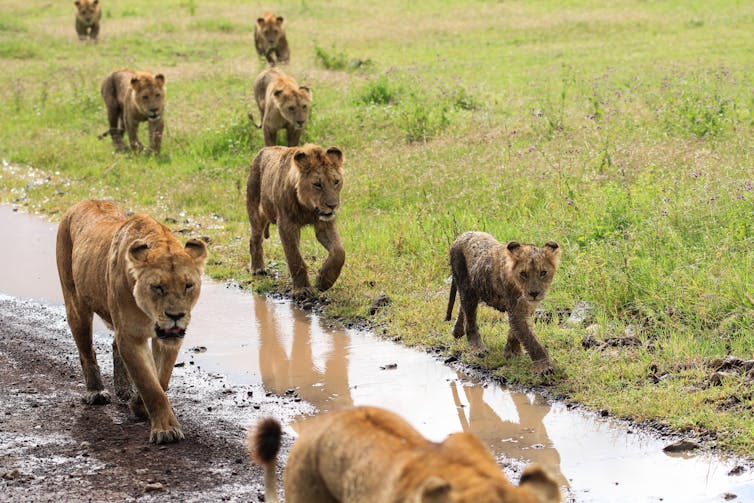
[246,143,345,296]
[254,12,290,65]
[99,69,166,155]
[249,406,562,503]
[75,0,101,41]
[253,67,311,147]
[446,231,561,374]
[56,200,207,443]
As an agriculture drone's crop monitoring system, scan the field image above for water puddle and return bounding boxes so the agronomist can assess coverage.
[1,204,752,502]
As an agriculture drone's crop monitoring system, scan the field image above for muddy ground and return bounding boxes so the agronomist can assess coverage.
[0,295,311,502]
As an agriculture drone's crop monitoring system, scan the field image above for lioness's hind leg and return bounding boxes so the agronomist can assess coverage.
[66,304,111,405]
[452,309,465,339]
[112,340,133,402]
[503,332,523,357]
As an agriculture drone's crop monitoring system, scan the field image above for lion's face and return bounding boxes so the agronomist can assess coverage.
[130,73,166,122]
[256,14,284,51]
[273,84,311,130]
[127,238,207,340]
[75,0,100,25]
[293,145,344,221]
[504,241,560,304]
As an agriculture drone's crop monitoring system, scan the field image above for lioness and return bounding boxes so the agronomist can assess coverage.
[246,143,345,295]
[56,200,207,444]
[253,67,311,147]
[254,12,290,65]
[75,0,101,41]
[99,69,166,155]
[446,232,560,374]
[249,406,562,503]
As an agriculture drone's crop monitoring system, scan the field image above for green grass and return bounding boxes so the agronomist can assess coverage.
[1,0,753,456]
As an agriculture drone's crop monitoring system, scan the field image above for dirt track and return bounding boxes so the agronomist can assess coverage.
[0,295,310,502]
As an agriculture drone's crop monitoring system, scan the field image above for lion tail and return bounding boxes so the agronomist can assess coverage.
[248,417,282,503]
[97,129,111,140]
[445,277,457,322]
[247,112,262,129]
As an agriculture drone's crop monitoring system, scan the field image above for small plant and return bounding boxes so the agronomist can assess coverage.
[358,75,397,105]
[315,44,371,71]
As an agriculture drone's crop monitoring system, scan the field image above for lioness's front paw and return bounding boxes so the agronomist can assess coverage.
[150,416,184,444]
[292,286,315,300]
[150,424,184,444]
[83,390,111,405]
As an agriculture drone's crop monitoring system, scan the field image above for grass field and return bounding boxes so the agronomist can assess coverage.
[1,1,753,455]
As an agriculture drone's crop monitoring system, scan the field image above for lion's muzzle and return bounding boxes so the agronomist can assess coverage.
[155,324,186,339]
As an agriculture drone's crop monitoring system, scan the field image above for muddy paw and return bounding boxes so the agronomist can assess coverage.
[83,390,111,405]
[292,286,316,300]
[252,268,267,276]
[150,424,184,444]
[532,359,554,375]
[128,395,149,419]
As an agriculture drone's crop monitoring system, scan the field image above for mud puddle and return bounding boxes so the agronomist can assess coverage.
[1,204,752,502]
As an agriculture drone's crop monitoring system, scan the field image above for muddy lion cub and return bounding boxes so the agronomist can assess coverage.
[254,12,290,65]
[248,406,562,503]
[446,231,561,374]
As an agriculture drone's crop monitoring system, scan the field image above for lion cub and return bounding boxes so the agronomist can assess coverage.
[253,67,311,147]
[75,0,101,41]
[99,69,166,155]
[249,406,562,503]
[56,200,207,443]
[446,231,561,374]
[254,12,290,65]
[246,144,345,295]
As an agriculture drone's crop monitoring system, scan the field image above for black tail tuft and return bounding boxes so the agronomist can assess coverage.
[248,417,282,466]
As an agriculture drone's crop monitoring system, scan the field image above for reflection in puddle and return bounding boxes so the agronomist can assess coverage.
[1,205,752,502]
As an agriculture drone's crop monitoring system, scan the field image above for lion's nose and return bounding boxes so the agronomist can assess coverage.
[297,120,305,127]
[166,312,185,321]
[529,291,540,299]
[326,202,338,210]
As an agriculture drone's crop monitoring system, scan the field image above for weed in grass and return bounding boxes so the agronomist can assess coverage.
[358,74,398,105]
[0,40,36,59]
[315,44,371,71]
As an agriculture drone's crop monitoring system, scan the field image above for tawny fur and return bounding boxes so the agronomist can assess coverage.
[75,0,101,41]
[252,67,311,147]
[56,200,207,444]
[246,144,345,296]
[254,12,290,65]
[446,231,560,374]
[248,406,562,503]
[99,69,166,155]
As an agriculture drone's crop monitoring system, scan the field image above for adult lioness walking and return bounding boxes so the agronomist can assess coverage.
[99,69,166,154]
[246,144,345,295]
[56,200,207,443]
[446,231,561,374]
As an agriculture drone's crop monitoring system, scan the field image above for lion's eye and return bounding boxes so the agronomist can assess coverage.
[313,181,323,190]
[288,106,295,112]
[539,270,548,279]
[155,93,161,98]
[333,179,339,187]
[302,105,307,110]
[186,282,194,292]
[152,285,165,295]
[519,271,528,280]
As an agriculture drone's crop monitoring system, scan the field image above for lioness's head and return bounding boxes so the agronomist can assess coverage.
[75,0,100,25]
[504,241,560,304]
[127,238,207,341]
[256,12,285,51]
[292,144,344,222]
[272,82,311,130]
[130,72,166,122]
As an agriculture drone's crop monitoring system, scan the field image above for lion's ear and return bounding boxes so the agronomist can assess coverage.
[93,0,98,5]
[184,238,208,266]
[418,476,452,503]
[299,86,311,96]
[256,17,264,25]
[130,77,141,89]
[543,241,560,267]
[326,147,344,167]
[155,74,166,86]
[519,465,562,503]
[276,16,284,24]
[293,150,310,172]
[273,88,284,97]
[75,0,81,6]
[127,240,150,265]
